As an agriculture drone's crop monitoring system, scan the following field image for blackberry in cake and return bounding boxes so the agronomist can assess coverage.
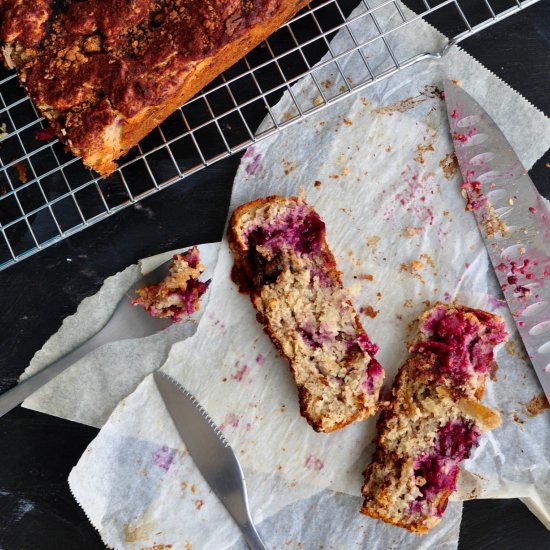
[132,246,210,323]
[228,196,384,433]
[361,303,507,533]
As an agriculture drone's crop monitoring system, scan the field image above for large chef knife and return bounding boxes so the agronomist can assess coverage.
[153,371,267,550]
[444,80,550,400]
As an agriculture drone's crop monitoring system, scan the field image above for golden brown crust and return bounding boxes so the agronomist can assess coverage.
[1,1,312,177]
[90,1,312,176]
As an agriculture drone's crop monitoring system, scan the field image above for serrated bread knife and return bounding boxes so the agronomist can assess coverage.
[153,372,267,550]
[444,80,550,400]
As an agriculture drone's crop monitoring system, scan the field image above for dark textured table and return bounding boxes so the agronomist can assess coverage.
[1,2,550,549]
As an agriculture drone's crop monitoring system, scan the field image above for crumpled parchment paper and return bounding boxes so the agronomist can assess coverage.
[20,243,220,428]
[65,0,550,547]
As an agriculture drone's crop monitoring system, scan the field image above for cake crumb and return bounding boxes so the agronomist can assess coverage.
[283,160,296,175]
[489,361,498,381]
[439,153,459,180]
[194,499,204,510]
[366,235,381,253]
[420,253,435,269]
[414,143,434,165]
[15,161,27,184]
[504,341,516,356]
[525,394,550,417]
[401,260,425,273]
[314,180,322,189]
[360,305,379,318]
[402,226,423,238]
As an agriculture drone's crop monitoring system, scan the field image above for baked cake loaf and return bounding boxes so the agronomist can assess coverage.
[132,246,210,322]
[0,0,311,176]
[361,303,508,533]
[228,196,384,433]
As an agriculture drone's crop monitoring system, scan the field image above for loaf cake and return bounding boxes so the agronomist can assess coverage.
[132,246,209,322]
[361,303,507,533]
[0,0,311,176]
[228,196,384,432]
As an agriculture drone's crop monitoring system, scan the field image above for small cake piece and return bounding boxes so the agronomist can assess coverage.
[228,196,384,433]
[132,246,210,323]
[361,303,507,533]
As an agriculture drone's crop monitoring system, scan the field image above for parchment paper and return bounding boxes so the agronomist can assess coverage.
[20,243,220,428]
[65,1,550,547]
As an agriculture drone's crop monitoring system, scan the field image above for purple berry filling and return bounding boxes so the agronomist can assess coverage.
[413,308,507,387]
[246,208,325,258]
[410,419,480,516]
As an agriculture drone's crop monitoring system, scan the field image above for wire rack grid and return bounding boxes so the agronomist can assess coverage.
[0,0,542,270]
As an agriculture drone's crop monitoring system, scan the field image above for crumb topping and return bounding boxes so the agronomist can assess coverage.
[1,0,281,151]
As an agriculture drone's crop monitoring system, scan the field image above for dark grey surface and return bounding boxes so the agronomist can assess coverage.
[1,2,550,549]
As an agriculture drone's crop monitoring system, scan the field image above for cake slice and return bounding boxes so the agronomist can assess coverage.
[228,196,384,433]
[132,246,210,323]
[0,0,312,176]
[361,303,507,533]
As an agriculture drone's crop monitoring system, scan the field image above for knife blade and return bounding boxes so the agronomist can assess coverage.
[153,371,266,550]
[444,80,550,400]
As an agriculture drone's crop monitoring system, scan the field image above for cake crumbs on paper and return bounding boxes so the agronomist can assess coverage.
[314,180,322,189]
[360,305,379,318]
[504,341,516,356]
[489,361,499,382]
[400,260,426,284]
[420,253,436,269]
[372,85,443,116]
[366,235,381,253]
[194,499,204,510]
[524,394,550,417]
[312,95,324,106]
[413,143,435,164]
[439,152,459,180]
[282,160,296,176]
[403,298,413,308]
[400,259,425,273]
[402,226,423,238]
[355,273,374,281]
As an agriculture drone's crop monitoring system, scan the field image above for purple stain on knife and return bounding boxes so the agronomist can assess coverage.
[152,445,176,471]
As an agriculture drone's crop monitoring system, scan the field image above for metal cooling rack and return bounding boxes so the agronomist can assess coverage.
[0,0,541,270]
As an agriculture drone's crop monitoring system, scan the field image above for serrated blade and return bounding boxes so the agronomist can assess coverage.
[444,80,550,400]
[153,371,266,549]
